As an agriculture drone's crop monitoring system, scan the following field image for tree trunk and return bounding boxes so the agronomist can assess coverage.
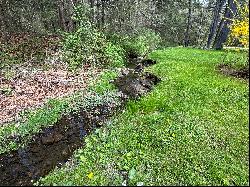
[213,0,237,50]
[184,0,192,47]
[206,0,226,49]
[89,0,94,23]
[58,0,67,31]
[0,0,9,42]
[96,0,101,28]
[101,0,105,28]
[67,0,78,32]
[197,6,204,47]
[213,12,225,48]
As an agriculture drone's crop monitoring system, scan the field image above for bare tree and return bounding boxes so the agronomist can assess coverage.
[184,0,192,47]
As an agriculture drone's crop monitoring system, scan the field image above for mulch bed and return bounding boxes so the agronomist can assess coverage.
[217,64,249,80]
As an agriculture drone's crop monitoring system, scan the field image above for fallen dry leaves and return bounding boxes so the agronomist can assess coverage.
[0,66,101,125]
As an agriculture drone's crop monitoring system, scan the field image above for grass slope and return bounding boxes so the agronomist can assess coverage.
[38,48,249,186]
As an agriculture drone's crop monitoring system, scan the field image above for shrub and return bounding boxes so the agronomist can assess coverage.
[109,29,162,59]
[62,3,161,70]
[228,1,249,48]
[137,29,162,53]
[224,1,249,69]
[62,23,106,70]
[62,4,125,70]
[102,42,125,68]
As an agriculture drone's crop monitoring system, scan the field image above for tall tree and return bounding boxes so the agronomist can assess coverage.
[184,0,193,47]
[96,0,101,28]
[213,0,237,49]
[101,0,105,28]
[206,0,226,49]
[67,0,77,32]
[58,0,67,31]
[89,0,94,23]
[0,0,8,41]
[0,0,217,47]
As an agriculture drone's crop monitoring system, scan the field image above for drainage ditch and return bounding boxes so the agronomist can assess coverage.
[0,58,161,186]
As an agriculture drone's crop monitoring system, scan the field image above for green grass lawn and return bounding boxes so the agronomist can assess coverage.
[38,48,249,186]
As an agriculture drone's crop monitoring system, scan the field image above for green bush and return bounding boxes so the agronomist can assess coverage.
[107,29,162,59]
[62,4,125,70]
[122,35,148,58]
[62,24,105,70]
[62,4,161,70]
[102,42,125,68]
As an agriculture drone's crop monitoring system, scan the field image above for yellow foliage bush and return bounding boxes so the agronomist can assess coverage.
[228,1,249,48]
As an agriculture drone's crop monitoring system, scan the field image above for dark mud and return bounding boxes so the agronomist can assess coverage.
[217,64,249,80]
[0,101,121,186]
[114,70,160,99]
[0,58,160,186]
[127,58,157,70]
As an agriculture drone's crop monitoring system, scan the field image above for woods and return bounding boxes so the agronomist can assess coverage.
[1,0,247,49]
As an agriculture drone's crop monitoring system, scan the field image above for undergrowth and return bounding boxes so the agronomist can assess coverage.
[0,34,61,69]
[62,4,161,71]
[0,4,162,155]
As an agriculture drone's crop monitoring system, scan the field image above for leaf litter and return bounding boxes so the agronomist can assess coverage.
[0,56,101,126]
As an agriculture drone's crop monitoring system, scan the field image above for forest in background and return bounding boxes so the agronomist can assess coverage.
[0,0,248,48]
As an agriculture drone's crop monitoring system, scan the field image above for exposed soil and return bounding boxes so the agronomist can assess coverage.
[127,58,157,70]
[0,58,161,186]
[0,100,121,186]
[114,70,160,99]
[217,64,249,80]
